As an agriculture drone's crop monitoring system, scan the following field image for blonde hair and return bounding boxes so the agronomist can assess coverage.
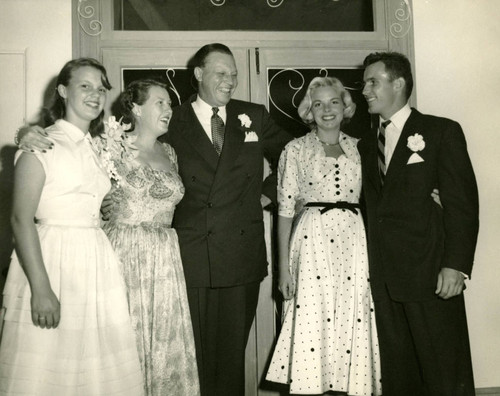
[298,76,356,126]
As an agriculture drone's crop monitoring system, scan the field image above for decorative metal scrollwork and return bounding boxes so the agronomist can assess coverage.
[268,69,305,124]
[78,0,103,37]
[210,0,284,7]
[390,0,412,38]
[267,0,285,8]
[164,69,181,106]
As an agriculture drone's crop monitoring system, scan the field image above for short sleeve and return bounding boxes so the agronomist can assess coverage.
[14,145,54,176]
[277,140,301,218]
[162,142,179,172]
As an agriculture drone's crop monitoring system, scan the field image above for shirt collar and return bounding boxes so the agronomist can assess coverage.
[193,95,227,120]
[55,119,89,142]
[380,103,412,131]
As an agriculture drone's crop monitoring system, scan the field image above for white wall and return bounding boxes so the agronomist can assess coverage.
[413,1,500,388]
[0,0,72,152]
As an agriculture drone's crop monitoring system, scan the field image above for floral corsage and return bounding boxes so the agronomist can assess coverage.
[238,113,259,142]
[406,133,425,164]
[93,116,138,185]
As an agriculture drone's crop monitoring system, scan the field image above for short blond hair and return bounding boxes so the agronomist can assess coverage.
[298,76,356,127]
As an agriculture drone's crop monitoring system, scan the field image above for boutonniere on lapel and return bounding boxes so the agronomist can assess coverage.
[407,133,425,164]
[238,113,259,142]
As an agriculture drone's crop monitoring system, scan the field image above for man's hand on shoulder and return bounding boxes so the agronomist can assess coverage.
[17,125,53,153]
[435,267,466,299]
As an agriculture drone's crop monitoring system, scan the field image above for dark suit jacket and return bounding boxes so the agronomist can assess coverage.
[358,109,479,301]
[162,96,292,288]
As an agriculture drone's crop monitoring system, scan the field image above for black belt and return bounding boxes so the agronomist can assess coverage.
[304,201,361,215]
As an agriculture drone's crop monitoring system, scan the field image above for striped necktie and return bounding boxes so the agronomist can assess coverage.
[211,107,225,156]
[378,120,391,184]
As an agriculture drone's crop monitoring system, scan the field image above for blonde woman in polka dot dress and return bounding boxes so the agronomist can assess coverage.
[266,77,382,395]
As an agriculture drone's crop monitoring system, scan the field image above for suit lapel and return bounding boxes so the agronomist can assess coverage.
[220,102,245,165]
[178,99,219,171]
[360,126,383,193]
[384,109,421,184]
[212,101,246,183]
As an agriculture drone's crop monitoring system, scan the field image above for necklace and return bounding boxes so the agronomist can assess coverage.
[318,138,340,146]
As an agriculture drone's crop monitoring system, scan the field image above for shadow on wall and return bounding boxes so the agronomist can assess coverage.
[0,76,57,306]
[0,146,16,307]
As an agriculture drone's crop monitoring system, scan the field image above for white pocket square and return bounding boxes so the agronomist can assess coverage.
[244,131,259,142]
[407,152,424,164]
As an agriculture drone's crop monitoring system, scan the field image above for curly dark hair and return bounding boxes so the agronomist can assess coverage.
[118,79,168,130]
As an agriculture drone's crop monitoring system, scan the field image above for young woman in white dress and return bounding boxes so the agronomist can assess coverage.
[266,77,382,396]
[0,58,144,395]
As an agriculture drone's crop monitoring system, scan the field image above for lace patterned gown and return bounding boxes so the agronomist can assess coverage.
[266,131,382,396]
[0,120,144,396]
[101,142,200,396]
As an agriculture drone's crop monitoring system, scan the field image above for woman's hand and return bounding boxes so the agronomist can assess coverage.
[31,288,61,329]
[278,270,295,300]
[17,125,54,153]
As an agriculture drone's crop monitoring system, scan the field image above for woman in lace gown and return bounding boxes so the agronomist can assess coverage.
[266,77,381,395]
[0,58,144,395]
[99,80,200,396]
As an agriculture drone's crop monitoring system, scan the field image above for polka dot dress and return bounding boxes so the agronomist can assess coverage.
[266,131,382,395]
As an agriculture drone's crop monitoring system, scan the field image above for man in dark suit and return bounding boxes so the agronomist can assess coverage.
[161,43,291,396]
[358,51,479,395]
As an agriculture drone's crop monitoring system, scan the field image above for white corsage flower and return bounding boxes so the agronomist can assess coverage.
[244,131,259,142]
[407,133,425,152]
[407,133,425,165]
[238,113,252,128]
[93,116,138,185]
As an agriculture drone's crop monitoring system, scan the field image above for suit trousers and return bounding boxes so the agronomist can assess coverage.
[374,289,475,396]
[187,282,260,396]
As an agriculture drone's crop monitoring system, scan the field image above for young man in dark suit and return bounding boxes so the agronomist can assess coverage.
[162,43,291,396]
[358,51,479,395]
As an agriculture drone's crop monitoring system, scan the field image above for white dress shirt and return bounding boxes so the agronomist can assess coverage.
[191,96,227,143]
[379,103,412,167]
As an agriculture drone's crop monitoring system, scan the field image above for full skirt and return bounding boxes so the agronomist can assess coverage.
[0,224,144,396]
[104,221,200,396]
[266,209,382,395]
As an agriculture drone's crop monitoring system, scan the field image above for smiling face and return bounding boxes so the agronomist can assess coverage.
[363,61,406,120]
[195,51,238,107]
[310,85,345,133]
[134,85,172,136]
[58,65,107,132]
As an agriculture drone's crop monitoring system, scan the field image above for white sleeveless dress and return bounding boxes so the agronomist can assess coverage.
[0,120,144,396]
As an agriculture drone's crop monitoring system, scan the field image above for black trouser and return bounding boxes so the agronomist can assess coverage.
[374,290,475,396]
[187,282,260,396]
